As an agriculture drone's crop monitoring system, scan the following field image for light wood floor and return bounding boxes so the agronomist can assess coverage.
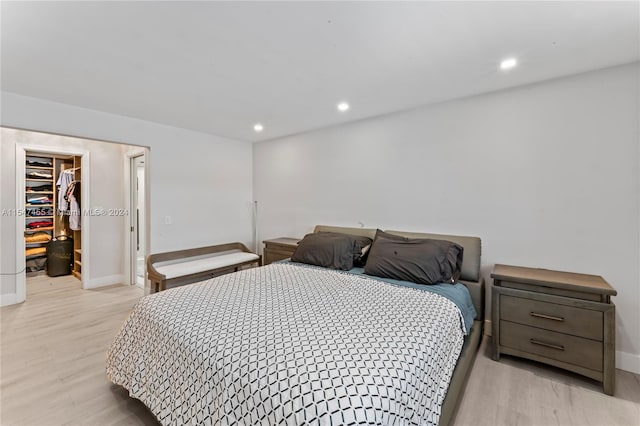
[1,274,639,426]
[1,274,158,425]
[456,334,640,426]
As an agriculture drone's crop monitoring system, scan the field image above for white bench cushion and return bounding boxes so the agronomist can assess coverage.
[155,251,260,280]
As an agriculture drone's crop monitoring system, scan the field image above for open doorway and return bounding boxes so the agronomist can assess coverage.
[123,147,150,292]
[131,155,145,288]
[15,143,89,302]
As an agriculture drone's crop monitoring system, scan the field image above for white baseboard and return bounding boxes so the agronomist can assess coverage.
[482,319,640,374]
[616,350,640,374]
[85,274,125,289]
[0,292,17,306]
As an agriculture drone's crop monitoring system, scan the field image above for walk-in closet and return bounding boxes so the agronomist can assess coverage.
[25,152,82,280]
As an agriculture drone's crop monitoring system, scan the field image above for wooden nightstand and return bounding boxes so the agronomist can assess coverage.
[263,238,299,265]
[491,264,617,395]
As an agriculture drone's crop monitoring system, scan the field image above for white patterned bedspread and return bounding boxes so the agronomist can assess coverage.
[106,263,465,425]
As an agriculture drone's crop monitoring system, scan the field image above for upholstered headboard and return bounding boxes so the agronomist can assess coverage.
[314,225,377,240]
[313,225,484,320]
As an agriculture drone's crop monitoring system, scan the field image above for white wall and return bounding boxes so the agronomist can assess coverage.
[254,63,640,373]
[1,92,254,299]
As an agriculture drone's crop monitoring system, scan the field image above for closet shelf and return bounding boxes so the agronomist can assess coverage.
[26,204,53,207]
[26,166,54,170]
[74,249,82,255]
[26,191,54,194]
[74,260,82,266]
[26,216,53,219]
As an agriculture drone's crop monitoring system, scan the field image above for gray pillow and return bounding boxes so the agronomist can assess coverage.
[364,229,464,285]
[291,232,373,271]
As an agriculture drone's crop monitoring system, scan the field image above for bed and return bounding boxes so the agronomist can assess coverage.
[107,225,484,425]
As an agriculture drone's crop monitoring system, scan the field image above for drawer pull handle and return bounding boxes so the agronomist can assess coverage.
[530,312,564,322]
[529,339,565,351]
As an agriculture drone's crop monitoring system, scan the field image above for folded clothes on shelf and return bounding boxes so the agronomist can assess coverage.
[25,232,52,243]
[26,160,53,167]
[26,171,53,179]
[27,196,53,205]
[26,220,53,229]
[26,256,47,272]
[26,247,47,257]
[26,207,53,217]
[26,184,53,192]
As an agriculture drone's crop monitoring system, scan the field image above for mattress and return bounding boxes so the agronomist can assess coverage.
[107,263,469,425]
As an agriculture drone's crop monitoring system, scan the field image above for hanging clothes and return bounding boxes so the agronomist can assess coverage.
[57,169,74,212]
[67,181,81,231]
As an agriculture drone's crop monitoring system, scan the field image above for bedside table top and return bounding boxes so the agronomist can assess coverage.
[263,237,299,246]
[492,264,616,296]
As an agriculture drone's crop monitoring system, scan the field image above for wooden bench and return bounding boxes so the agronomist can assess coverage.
[147,242,261,293]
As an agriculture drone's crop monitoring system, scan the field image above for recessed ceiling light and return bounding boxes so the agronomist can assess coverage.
[337,102,350,112]
[500,58,518,70]
[253,123,264,132]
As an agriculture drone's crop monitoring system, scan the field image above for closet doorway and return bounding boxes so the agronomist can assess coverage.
[15,143,89,302]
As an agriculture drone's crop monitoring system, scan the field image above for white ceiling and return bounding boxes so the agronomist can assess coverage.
[2,1,639,142]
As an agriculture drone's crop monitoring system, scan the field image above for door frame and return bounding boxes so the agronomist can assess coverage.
[15,143,90,302]
[123,148,150,292]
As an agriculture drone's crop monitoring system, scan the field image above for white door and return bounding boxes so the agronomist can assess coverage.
[131,155,145,288]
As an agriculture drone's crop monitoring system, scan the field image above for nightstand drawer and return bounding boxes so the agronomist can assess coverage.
[500,295,603,341]
[500,320,602,372]
[264,248,294,265]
